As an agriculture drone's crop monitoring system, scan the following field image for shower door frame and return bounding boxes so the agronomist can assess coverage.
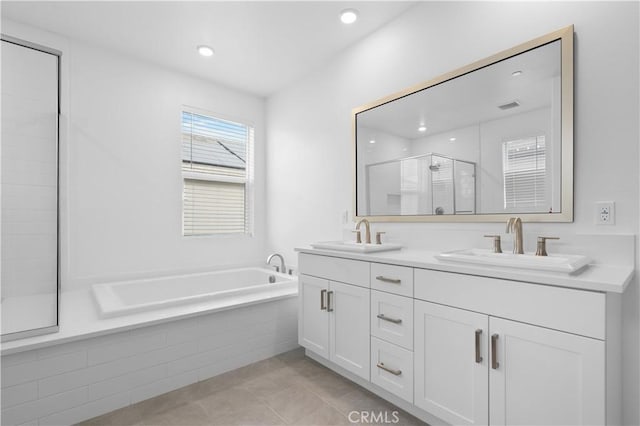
[1,35,61,342]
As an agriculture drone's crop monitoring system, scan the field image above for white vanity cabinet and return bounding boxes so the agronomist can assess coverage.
[298,254,370,380]
[414,269,609,426]
[297,250,623,426]
[414,301,605,425]
[414,301,489,425]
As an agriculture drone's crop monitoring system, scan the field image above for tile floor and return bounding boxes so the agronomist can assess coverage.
[80,348,426,426]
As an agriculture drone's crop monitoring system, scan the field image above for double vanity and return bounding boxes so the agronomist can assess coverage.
[295,23,631,425]
[296,244,630,425]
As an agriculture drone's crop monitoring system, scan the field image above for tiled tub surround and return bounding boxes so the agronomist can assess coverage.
[296,247,632,425]
[1,290,298,425]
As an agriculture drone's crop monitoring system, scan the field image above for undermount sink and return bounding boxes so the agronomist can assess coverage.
[435,248,591,274]
[310,241,403,253]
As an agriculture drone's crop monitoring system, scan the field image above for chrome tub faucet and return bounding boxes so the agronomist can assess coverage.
[267,253,287,274]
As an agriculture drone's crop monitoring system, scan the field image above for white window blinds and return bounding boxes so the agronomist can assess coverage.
[502,136,546,210]
[182,111,253,236]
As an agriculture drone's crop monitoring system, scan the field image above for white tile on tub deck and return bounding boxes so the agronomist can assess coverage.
[38,340,198,397]
[88,364,166,401]
[1,350,87,388]
[1,381,38,408]
[165,316,203,346]
[38,391,131,426]
[1,350,38,367]
[87,330,166,365]
[1,387,88,426]
[130,369,199,405]
[169,329,292,378]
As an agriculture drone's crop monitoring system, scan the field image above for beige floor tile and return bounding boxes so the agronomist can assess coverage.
[80,349,426,426]
[134,402,211,426]
[323,387,394,416]
[207,403,285,426]
[259,383,327,424]
[301,369,359,401]
[294,404,351,426]
[78,404,143,426]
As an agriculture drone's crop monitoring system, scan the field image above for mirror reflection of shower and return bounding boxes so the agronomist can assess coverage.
[365,153,476,216]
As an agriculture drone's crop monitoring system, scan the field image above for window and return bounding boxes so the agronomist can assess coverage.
[181,110,253,236]
[502,136,546,211]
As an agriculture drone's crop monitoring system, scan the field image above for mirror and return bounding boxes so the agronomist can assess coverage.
[354,26,573,222]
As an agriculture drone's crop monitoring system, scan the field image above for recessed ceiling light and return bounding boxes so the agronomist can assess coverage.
[197,45,215,57]
[340,9,358,24]
[512,70,523,77]
[369,139,376,144]
[449,137,456,142]
[418,126,427,132]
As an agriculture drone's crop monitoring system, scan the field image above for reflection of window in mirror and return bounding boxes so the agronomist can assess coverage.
[502,136,547,212]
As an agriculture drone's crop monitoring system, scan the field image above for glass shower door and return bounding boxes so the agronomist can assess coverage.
[1,37,60,341]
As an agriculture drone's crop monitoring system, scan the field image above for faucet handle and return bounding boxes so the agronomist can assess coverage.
[535,236,559,257]
[375,231,385,245]
[484,235,503,253]
[352,230,362,244]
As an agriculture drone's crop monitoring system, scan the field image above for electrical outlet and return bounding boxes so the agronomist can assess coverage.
[596,201,615,225]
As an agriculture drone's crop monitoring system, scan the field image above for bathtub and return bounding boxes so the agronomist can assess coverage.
[92,267,297,317]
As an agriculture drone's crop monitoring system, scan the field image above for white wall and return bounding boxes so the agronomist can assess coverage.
[266,2,639,424]
[2,20,268,290]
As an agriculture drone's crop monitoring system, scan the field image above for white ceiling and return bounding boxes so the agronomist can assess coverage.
[358,39,561,139]
[1,1,416,97]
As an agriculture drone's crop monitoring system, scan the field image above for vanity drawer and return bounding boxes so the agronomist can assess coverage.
[299,253,369,288]
[414,268,606,339]
[371,263,413,297]
[371,336,413,404]
[371,290,413,350]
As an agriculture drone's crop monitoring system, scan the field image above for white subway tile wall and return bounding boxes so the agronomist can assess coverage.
[1,298,298,425]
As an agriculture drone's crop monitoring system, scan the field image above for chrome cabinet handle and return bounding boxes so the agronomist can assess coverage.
[491,334,499,369]
[320,289,327,310]
[375,276,401,284]
[327,291,334,312]
[376,314,402,324]
[475,329,483,363]
[376,362,401,376]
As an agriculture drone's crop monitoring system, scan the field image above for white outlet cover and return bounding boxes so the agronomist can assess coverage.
[596,201,615,225]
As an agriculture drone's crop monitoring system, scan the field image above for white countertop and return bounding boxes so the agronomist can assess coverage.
[295,247,633,294]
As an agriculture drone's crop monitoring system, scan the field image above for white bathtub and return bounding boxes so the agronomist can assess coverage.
[92,267,297,317]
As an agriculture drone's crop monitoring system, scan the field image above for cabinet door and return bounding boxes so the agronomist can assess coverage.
[329,280,370,380]
[489,317,605,425]
[415,300,489,425]
[298,274,329,358]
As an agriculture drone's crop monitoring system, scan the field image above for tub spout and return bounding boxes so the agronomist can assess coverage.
[267,253,287,274]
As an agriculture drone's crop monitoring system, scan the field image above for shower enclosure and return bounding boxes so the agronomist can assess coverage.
[1,36,60,341]
[366,153,476,216]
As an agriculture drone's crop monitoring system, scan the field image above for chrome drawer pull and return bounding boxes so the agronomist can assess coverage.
[491,334,499,369]
[320,289,327,311]
[376,314,402,324]
[375,276,401,284]
[475,329,483,363]
[376,362,401,376]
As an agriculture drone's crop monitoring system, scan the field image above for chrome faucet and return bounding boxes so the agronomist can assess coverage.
[355,218,371,244]
[506,217,524,254]
[266,253,286,274]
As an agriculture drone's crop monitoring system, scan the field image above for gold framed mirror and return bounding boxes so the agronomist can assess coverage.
[353,25,573,223]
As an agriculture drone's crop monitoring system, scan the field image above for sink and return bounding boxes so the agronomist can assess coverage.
[311,241,403,253]
[435,248,590,274]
